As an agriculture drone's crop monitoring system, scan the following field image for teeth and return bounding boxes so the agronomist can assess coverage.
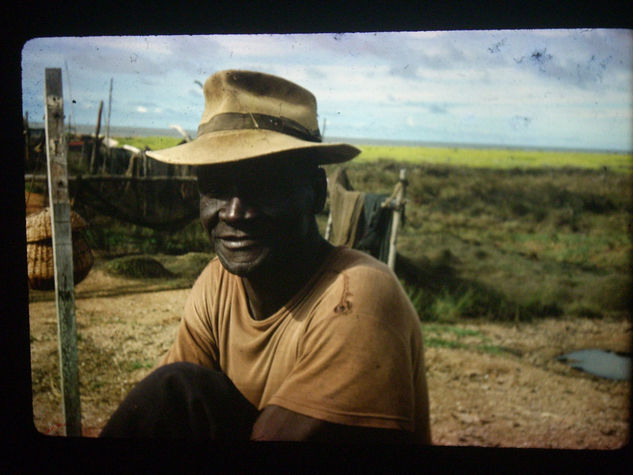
[221,238,259,249]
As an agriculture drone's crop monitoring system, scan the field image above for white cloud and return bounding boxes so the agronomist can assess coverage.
[212,34,303,57]
[20,30,633,151]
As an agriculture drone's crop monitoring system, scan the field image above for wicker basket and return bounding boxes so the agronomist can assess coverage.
[26,207,94,290]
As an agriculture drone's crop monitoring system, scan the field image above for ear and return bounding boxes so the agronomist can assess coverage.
[312,167,328,214]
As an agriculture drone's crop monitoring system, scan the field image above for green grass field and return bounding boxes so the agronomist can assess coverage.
[114,136,184,151]
[356,145,633,172]
[116,136,633,172]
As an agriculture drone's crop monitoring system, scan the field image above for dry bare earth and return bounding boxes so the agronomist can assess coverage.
[28,258,631,448]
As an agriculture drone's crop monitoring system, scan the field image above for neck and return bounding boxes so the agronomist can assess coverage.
[242,234,333,320]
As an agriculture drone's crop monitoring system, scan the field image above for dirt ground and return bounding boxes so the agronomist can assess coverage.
[28,262,631,449]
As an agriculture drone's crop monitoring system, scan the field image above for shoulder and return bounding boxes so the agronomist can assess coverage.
[315,247,418,329]
[327,246,389,272]
[325,247,404,300]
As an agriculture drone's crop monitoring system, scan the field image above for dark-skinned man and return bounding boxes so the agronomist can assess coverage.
[100,70,431,443]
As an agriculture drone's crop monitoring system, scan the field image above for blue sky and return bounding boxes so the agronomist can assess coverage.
[21,30,633,151]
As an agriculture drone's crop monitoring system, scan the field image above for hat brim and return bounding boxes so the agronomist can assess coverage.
[145,129,361,166]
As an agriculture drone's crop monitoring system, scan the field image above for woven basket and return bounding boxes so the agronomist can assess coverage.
[26,208,94,290]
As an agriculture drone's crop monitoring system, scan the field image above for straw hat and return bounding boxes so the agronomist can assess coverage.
[146,70,361,166]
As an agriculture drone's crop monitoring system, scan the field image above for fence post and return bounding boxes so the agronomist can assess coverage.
[90,100,103,174]
[44,68,82,437]
[103,77,113,173]
[24,112,30,167]
[387,168,407,270]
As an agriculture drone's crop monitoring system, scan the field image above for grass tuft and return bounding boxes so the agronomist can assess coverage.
[105,255,175,279]
[422,322,512,355]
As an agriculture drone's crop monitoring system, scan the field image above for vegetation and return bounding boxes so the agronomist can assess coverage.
[114,136,183,151]
[104,256,175,279]
[355,145,633,173]
[78,139,633,322]
[82,217,211,256]
[322,158,632,322]
[113,138,633,173]
[421,323,510,355]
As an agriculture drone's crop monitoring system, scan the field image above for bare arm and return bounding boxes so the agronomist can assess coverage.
[250,405,414,443]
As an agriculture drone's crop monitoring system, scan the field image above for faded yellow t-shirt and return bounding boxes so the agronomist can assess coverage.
[161,246,430,442]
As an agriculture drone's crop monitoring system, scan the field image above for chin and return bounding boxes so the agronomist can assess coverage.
[215,248,273,278]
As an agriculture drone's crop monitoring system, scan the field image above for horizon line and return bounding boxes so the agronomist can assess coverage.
[26,122,633,155]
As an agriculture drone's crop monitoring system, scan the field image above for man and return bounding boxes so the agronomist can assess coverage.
[100,70,430,443]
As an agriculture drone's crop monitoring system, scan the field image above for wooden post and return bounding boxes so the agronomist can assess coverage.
[64,60,75,135]
[23,112,30,168]
[44,68,82,437]
[90,100,103,174]
[324,176,332,240]
[103,78,113,174]
[324,211,333,241]
[387,168,407,270]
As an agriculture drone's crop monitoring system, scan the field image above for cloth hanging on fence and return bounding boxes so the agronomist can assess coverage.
[328,168,365,248]
[356,193,392,263]
[327,168,397,264]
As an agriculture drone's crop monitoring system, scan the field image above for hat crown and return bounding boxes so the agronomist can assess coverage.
[200,70,319,134]
[145,69,360,166]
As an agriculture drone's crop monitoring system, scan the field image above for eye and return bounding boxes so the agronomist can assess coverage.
[200,181,230,199]
[253,180,295,203]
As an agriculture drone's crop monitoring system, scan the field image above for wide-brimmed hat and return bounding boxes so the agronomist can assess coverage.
[146,70,361,166]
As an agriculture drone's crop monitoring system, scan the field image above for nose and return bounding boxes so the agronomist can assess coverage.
[219,196,257,222]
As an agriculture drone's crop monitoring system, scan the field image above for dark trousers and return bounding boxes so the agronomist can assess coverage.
[99,362,259,439]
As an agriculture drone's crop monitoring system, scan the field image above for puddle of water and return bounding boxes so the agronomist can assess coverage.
[557,349,631,381]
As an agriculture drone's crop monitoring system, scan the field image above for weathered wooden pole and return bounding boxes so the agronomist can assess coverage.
[90,100,103,174]
[103,77,113,174]
[44,68,82,437]
[387,168,407,270]
[324,211,333,241]
[64,60,75,135]
[23,112,30,168]
[323,176,333,240]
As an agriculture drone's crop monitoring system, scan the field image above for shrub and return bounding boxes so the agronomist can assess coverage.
[583,274,632,312]
[429,289,475,322]
[105,255,174,279]
[568,303,604,319]
[165,252,215,278]
[524,300,564,318]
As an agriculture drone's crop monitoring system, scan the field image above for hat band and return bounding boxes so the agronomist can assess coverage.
[197,112,322,143]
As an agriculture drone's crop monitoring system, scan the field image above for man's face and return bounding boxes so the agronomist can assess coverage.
[197,158,320,277]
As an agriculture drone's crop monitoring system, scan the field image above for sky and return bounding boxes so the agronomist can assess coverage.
[21,30,633,152]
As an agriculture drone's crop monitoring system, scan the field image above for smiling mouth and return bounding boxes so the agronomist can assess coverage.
[216,235,264,250]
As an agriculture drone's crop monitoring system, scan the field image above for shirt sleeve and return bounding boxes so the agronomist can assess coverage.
[266,310,417,432]
[159,269,220,370]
